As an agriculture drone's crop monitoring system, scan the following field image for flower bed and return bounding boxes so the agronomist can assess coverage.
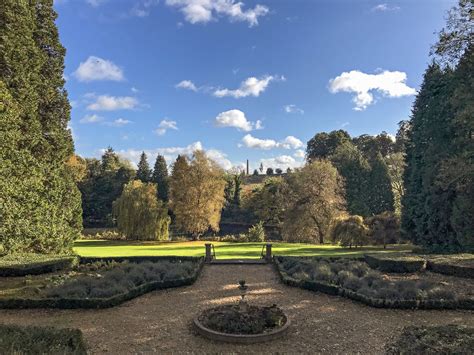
[275,256,474,310]
[385,325,474,354]
[0,324,87,354]
[0,257,204,309]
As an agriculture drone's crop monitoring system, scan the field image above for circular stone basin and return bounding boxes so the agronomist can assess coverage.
[194,304,290,344]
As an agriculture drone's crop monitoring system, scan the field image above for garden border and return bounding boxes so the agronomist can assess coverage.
[0,257,204,309]
[274,257,474,310]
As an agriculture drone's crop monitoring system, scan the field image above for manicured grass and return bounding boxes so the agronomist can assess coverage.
[73,240,412,259]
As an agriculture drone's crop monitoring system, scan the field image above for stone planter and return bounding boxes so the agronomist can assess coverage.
[193,313,290,344]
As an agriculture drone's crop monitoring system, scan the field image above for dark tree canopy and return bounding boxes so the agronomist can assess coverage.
[306,130,351,161]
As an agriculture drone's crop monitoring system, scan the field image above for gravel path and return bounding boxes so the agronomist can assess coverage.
[0,264,473,354]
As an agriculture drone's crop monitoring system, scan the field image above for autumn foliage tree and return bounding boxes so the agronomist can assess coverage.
[169,151,226,239]
[113,180,170,240]
[282,160,346,243]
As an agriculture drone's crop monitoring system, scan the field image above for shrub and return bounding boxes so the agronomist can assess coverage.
[364,254,426,273]
[330,215,369,248]
[247,221,266,242]
[0,254,78,277]
[365,211,401,248]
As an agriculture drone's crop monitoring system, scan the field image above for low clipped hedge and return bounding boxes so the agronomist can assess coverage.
[0,257,204,309]
[385,325,474,354]
[0,254,79,277]
[364,254,426,273]
[0,324,87,354]
[425,254,474,279]
[274,257,474,310]
[427,261,474,279]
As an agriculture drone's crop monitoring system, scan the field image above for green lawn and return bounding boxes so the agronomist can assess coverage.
[74,240,412,259]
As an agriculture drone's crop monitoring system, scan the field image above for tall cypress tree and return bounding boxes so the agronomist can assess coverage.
[151,154,169,202]
[367,153,395,215]
[136,151,152,182]
[1,0,81,253]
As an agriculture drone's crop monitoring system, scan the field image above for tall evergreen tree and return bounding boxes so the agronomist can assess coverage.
[0,0,81,253]
[136,151,152,182]
[306,130,351,161]
[330,142,371,217]
[367,153,395,215]
[402,64,457,250]
[151,154,169,202]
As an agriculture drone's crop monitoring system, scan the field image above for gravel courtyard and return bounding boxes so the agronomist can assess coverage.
[0,264,472,354]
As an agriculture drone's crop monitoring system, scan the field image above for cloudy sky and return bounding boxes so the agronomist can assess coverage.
[56,0,455,171]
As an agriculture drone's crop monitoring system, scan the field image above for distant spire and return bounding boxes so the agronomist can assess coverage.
[246,159,249,175]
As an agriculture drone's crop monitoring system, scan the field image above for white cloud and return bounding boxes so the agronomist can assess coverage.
[87,95,139,111]
[214,75,283,98]
[73,56,124,82]
[131,87,139,93]
[206,149,232,170]
[114,142,236,171]
[294,149,305,158]
[165,0,269,27]
[130,0,160,17]
[241,134,303,150]
[155,119,178,135]
[107,118,132,127]
[176,80,198,92]
[260,155,303,170]
[80,114,104,124]
[284,104,304,114]
[371,3,400,12]
[214,109,262,132]
[281,135,303,149]
[86,0,107,7]
[328,70,416,110]
[242,134,278,150]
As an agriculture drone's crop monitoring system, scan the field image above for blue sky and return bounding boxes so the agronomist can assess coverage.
[55,0,456,171]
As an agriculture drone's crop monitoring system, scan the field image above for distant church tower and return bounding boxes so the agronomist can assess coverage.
[246,159,249,175]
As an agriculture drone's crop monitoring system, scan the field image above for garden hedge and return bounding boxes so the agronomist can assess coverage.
[426,260,474,279]
[0,324,87,354]
[0,257,204,309]
[364,254,426,273]
[385,325,474,355]
[0,256,79,277]
[274,257,474,310]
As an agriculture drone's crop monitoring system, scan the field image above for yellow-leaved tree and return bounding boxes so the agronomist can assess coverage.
[170,150,226,239]
[113,180,170,240]
[282,160,346,243]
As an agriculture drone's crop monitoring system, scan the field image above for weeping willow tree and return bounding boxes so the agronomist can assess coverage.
[113,180,170,240]
[330,215,368,248]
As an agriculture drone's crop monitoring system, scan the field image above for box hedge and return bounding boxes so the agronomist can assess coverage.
[0,324,87,354]
[0,255,79,277]
[364,254,426,273]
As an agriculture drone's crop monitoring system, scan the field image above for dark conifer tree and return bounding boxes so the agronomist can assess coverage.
[151,154,169,202]
[367,153,395,215]
[136,151,152,183]
[0,0,81,253]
